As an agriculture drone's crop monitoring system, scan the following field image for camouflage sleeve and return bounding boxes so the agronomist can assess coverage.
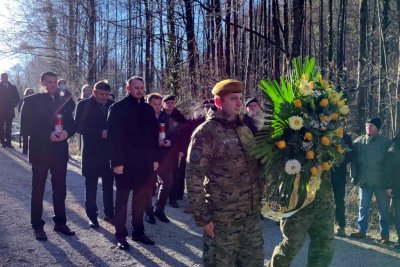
[185,128,213,227]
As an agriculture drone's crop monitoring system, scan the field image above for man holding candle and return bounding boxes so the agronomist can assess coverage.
[21,71,76,241]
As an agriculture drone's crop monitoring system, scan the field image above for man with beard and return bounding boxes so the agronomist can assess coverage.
[108,76,159,250]
[75,80,115,228]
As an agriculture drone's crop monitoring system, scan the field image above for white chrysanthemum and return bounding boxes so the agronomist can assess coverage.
[299,80,314,96]
[288,116,303,130]
[285,159,302,175]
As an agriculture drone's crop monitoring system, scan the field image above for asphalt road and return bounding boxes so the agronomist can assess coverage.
[0,145,399,266]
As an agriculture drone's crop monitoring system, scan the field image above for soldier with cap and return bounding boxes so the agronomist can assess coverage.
[350,117,391,244]
[186,79,264,267]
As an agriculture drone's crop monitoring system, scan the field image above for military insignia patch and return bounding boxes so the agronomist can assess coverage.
[190,148,202,162]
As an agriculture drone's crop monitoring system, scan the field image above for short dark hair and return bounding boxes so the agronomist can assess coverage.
[94,80,111,91]
[40,71,57,81]
[127,76,144,86]
[147,93,162,103]
[1,73,7,77]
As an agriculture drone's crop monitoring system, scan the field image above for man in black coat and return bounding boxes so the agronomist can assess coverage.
[0,73,20,148]
[75,80,114,229]
[162,95,187,208]
[108,76,159,250]
[21,71,76,241]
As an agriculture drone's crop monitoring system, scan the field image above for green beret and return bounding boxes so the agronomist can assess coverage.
[211,79,243,96]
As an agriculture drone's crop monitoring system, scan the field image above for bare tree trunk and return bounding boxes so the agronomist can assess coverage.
[357,0,369,132]
[225,0,231,77]
[328,0,334,80]
[272,0,281,79]
[144,0,152,92]
[336,0,347,92]
[291,0,305,60]
[87,0,96,84]
[183,0,198,95]
[319,0,324,74]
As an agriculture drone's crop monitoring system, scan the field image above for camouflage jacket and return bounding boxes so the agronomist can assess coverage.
[185,108,263,226]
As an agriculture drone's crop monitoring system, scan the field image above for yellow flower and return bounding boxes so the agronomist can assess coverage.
[322,162,331,171]
[318,75,330,89]
[276,140,286,150]
[320,115,330,122]
[304,132,313,141]
[310,167,318,176]
[339,105,350,115]
[299,74,315,96]
[306,151,315,160]
[293,99,302,108]
[329,92,341,104]
[320,99,329,108]
[321,136,331,146]
[331,113,339,120]
[288,116,303,130]
[337,145,344,154]
[335,128,344,138]
[338,100,346,108]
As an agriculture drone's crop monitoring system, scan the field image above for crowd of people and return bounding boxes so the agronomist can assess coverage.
[0,71,400,266]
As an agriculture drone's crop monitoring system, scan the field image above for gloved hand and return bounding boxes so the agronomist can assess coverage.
[351,177,358,185]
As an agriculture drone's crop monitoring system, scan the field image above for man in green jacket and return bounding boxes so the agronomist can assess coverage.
[186,79,264,267]
[350,118,391,244]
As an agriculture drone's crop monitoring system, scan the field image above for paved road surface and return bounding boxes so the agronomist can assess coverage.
[0,146,399,266]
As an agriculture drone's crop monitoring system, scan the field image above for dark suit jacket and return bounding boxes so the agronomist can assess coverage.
[21,93,76,164]
[0,82,20,119]
[108,95,159,191]
[75,96,114,178]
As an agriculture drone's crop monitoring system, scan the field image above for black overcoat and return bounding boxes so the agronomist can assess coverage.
[0,82,20,120]
[108,95,159,191]
[75,96,114,178]
[20,93,76,164]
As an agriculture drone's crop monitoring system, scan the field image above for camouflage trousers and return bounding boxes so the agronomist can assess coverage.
[203,213,265,267]
[269,194,335,267]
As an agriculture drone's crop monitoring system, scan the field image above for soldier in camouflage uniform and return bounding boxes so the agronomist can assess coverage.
[269,172,335,267]
[186,79,265,267]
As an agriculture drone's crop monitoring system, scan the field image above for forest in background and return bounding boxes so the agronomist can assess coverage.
[1,0,400,137]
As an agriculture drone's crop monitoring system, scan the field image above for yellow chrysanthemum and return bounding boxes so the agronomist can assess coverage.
[318,75,330,89]
[320,115,330,122]
[321,136,331,146]
[288,116,303,131]
[293,99,302,108]
[331,113,339,120]
[338,100,346,108]
[304,132,313,141]
[322,162,331,171]
[306,151,315,160]
[320,99,329,108]
[276,140,286,150]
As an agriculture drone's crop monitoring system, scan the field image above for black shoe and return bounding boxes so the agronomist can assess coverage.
[89,218,99,229]
[103,216,114,224]
[132,234,155,245]
[154,211,170,223]
[34,229,47,241]
[6,144,14,149]
[1,144,6,148]
[116,237,130,250]
[145,214,156,224]
[169,200,179,208]
[54,224,75,236]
